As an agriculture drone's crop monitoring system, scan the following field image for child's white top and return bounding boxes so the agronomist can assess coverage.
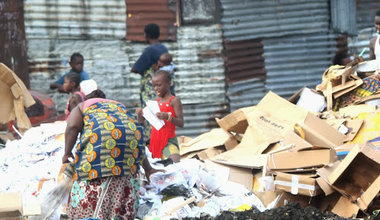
[375,35,380,69]
[159,62,176,74]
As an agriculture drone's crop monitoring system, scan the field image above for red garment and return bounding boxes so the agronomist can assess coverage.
[150,96,176,158]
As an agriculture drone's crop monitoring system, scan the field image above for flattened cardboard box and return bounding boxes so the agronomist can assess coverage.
[274,172,322,197]
[331,196,359,218]
[325,118,363,143]
[0,63,35,132]
[256,91,308,125]
[299,113,345,148]
[216,106,256,134]
[328,143,380,210]
[316,162,340,196]
[254,190,316,209]
[267,147,337,171]
[180,128,230,156]
[214,92,340,169]
[273,190,319,208]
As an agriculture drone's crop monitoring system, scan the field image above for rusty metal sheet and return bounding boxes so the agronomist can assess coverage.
[224,39,265,82]
[126,0,177,41]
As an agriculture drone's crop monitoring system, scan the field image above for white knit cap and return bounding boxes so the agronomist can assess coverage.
[80,79,98,96]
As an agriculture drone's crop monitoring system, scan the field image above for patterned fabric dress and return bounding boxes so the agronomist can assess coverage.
[140,67,157,143]
[67,99,145,219]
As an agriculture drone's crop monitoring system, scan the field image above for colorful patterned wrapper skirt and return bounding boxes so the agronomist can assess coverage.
[67,175,140,220]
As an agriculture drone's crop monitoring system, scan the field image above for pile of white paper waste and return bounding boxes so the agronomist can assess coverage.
[0,121,67,219]
[139,152,270,219]
[0,121,269,220]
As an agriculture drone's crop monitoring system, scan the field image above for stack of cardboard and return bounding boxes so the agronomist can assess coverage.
[0,63,35,134]
[180,85,380,218]
[316,60,380,111]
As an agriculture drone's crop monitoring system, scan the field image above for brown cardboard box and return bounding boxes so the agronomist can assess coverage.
[281,131,312,151]
[203,160,254,191]
[180,128,230,156]
[299,113,345,148]
[0,63,35,133]
[215,106,256,134]
[0,192,22,218]
[316,176,335,196]
[196,146,224,161]
[267,147,337,171]
[254,190,321,209]
[315,161,341,196]
[326,118,363,143]
[214,91,340,169]
[228,166,254,191]
[213,110,282,168]
[224,135,239,151]
[253,191,278,207]
[274,172,322,197]
[256,91,308,124]
[273,190,318,208]
[328,143,380,210]
[212,150,267,169]
[331,196,360,218]
[332,74,363,99]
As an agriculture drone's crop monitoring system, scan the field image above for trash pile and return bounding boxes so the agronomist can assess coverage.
[0,60,380,219]
[0,121,67,219]
[176,59,380,219]
[138,155,268,219]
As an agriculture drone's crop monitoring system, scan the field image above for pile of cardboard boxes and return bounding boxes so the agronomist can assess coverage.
[180,62,380,218]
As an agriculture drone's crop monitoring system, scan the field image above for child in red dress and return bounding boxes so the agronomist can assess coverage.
[136,70,184,162]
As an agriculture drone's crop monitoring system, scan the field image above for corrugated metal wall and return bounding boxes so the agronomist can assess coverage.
[264,34,336,97]
[0,0,29,88]
[25,0,129,113]
[221,0,336,108]
[24,0,225,137]
[348,0,380,60]
[330,0,357,36]
[24,0,126,39]
[125,0,177,41]
[224,39,265,82]
[174,25,227,136]
[224,39,266,111]
[356,0,380,30]
[221,0,330,41]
